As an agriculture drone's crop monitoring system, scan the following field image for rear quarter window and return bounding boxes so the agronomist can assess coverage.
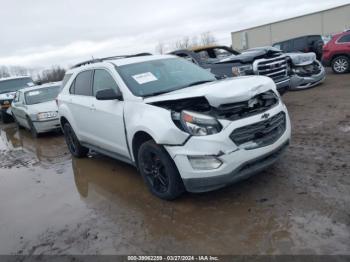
[72,70,93,96]
[62,73,73,88]
[337,34,350,43]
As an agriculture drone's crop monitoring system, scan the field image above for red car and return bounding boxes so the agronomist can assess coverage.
[322,31,350,74]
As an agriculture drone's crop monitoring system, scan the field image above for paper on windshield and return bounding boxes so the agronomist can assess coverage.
[132,72,158,85]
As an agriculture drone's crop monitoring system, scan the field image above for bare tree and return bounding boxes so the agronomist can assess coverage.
[155,42,165,54]
[173,36,191,50]
[190,36,199,48]
[9,66,29,77]
[158,31,218,53]
[36,66,66,84]
[200,31,217,46]
[0,66,10,78]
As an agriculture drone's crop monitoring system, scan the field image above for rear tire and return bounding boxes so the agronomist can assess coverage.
[331,56,349,74]
[137,140,185,200]
[63,122,89,158]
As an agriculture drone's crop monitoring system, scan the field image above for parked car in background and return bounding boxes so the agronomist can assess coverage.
[247,47,326,90]
[322,31,350,74]
[170,45,291,95]
[11,82,62,137]
[0,76,34,123]
[273,35,324,60]
[58,54,291,200]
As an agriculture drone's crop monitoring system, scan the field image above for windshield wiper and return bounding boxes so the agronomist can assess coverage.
[142,80,215,98]
[186,80,215,87]
[142,90,171,98]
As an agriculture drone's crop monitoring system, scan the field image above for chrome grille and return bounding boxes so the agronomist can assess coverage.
[230,112,286,148]
[254,56,288,82]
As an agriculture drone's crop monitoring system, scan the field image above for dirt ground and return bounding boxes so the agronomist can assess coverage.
[0,72,349,255]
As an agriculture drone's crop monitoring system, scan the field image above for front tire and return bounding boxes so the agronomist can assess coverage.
[331,56,349,74]
[63,122,89,158]
[26,116,38,138]
[13,115,24,129]
[138,140,185,200]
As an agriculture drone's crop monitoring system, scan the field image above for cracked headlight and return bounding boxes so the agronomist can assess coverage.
[177,110,222,136]
[37,111,58,121]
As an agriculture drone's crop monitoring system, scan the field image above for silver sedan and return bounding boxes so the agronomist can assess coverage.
[11,82,62,137]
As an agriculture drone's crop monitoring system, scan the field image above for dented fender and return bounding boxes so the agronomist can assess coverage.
[124,102,190,158]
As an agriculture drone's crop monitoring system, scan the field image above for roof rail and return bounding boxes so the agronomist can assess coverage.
[71,53,152,69]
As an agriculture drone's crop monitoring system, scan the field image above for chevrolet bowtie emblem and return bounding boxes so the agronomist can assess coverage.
[261,113,270,120]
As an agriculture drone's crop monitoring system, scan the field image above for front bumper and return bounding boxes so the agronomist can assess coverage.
[32,118,61,133]
[290,61,326,90]
[183,141,289,192]
[165,103,291,193]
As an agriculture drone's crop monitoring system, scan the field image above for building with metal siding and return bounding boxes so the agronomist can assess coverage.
[231,3,350,50]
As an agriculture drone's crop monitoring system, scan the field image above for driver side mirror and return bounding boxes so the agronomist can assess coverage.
[96,88,123,101]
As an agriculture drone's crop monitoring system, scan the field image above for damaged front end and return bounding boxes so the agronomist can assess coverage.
[150,90,279,136]
[287,52,326,90]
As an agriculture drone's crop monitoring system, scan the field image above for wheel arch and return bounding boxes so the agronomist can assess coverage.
[60,116,69,131]
[131,131,155,167]
[331,53,350,62]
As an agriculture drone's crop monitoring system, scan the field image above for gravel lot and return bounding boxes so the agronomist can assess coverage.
[0,71,349,255]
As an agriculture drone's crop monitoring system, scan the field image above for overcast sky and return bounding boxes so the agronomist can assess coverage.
[0,0,349,68]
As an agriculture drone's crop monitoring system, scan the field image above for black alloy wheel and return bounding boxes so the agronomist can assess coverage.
[63,122,89,158]
[138,140,184,200]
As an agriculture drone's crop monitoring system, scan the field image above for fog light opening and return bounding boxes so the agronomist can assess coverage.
[188,155,223,170]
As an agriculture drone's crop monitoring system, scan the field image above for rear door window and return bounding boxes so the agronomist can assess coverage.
[293,37,306,51]
[73,70,93,96]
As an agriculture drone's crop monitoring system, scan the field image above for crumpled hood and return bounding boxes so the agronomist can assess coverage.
[286,52,316,66]
[218,47,283,64]
[28,100,58,114]
[0,92,16,100]
[144,76,277,108]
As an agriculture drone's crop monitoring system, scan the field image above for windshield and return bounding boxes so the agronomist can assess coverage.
[25,85,61,105]
[0,78,34,93]
[117,58,216,97]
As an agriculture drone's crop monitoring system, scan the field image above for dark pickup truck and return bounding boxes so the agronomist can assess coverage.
[0,76,34,123]
[170,45,291,94]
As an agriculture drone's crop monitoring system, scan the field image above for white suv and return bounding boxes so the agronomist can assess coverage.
[58,54,291,200]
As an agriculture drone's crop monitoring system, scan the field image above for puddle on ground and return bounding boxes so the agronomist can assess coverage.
[0,97,349,256]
